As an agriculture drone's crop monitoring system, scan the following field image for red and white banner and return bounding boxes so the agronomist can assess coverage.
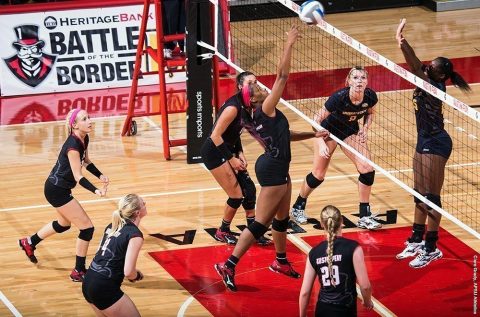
[0,4,185,97]
[0,84,189,125]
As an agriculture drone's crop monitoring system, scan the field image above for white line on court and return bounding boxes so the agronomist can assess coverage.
[0,172,376,213]
[142,116,163,131]
[0,291,22,317]
[141,117,209,171]
[177,296,195,317]
[3,161,478,213]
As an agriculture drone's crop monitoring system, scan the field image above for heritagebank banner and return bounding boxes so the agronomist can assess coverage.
[0,5,184,96]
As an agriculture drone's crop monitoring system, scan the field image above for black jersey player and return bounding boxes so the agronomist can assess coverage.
[19,108,108,282]
[214,25,328,292]
[395,18,471,268]
[299,205,373,316]
[291,66,381,230]
[201,71,270,246]
[83,193,146,317]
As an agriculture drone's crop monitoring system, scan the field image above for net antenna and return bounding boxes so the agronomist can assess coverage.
[203,0,480,239]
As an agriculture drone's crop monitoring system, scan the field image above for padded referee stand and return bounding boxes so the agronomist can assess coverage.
[121,0,187,160]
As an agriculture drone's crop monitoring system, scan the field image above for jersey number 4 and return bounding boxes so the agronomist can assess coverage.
[320,265,340,286]
[101,237,112,256]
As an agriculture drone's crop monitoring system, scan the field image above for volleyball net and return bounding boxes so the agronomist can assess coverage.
[202,0,479,238]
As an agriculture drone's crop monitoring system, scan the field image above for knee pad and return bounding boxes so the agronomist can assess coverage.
[358,170,375,186]
[425,193,441,209]
[78,227,94,241]
[272,217,290,232]
[227,197,243,209]
[247,221,268,240]
[241,178,256,210]
[306,172,323,189]
[52,220,71,233]
[242,198,256,211]
[413,188,423,204]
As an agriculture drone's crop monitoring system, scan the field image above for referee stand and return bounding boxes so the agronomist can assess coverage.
[122,0,221,161]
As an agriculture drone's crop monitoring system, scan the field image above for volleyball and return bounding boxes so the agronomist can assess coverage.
[299,0,325,25]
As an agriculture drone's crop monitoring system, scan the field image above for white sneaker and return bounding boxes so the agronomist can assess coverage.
[409,247,443,268]
[396,240,424,259]
[291,207,308,225]
[357,215,382,230]
[163,48,172,59]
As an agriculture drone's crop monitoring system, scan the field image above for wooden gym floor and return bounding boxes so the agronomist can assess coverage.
[0,5,480,317]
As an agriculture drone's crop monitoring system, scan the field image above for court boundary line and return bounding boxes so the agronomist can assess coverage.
[141,117,209,171]
[0,290,22,317]
[0,172,388,213]
[2,162,478,213]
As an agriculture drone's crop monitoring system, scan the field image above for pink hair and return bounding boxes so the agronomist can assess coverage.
[241,84,251,108]
[69,108,82,127]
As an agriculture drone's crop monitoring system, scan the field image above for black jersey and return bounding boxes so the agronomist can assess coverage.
[321,87,377,140]
[413,66,446,136]
[309,237,359,307]
[249,107,291,161]
[48,134,89,189]
[211,91,249,154]
[89,222,143,285]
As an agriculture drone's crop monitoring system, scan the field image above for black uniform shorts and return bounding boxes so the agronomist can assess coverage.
[44,179,74,208]
[82,270,124,311]
[255,154,290,186]
[321,122,357,141]
[415,130,452,159]
[315,300,357,317]
[201,137,229,170]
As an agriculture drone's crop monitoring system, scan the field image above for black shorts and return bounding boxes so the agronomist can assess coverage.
[44,179,74,208]
[201,137,229,170]
[321,122,357,141]
[315,301,357,317]
[416,130,452,159]
[255,154,289,186]
[82,270,124,311]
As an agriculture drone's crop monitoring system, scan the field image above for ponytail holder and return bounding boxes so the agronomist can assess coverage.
[69,108,82,128]
[241,84,251,108]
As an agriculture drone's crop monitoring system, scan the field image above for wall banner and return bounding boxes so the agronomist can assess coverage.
[0,4,185,96]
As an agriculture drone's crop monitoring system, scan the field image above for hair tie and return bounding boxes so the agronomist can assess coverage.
[241,84,251,108]
[69,108,82,128]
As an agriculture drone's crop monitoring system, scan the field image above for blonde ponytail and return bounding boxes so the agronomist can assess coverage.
[108,194,143,237]
[109,209,126,238]
[320,205,342,287]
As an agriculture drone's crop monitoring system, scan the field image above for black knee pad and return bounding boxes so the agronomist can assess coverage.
[306,172,323,189]
[52,220,71,233]
[242,198,256,211]
[413,188,423,204]
[227,197,243,209]
[358,170,375,186]
[78,227,94,241]
[241,177,256,210]
[272,217,290,232]
[425,193,441,209]
[247,221,268,240]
